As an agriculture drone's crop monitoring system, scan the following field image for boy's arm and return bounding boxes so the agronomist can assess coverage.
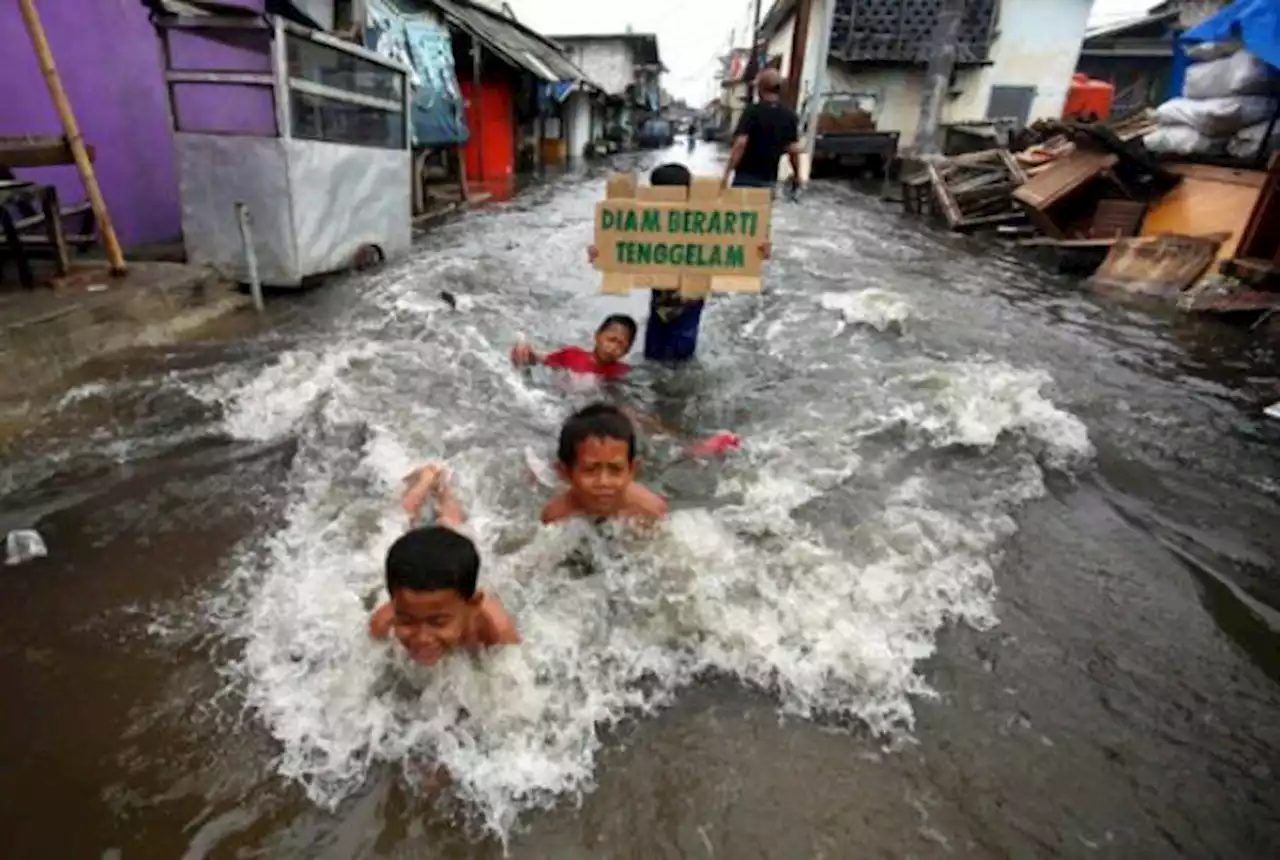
[369,602,394,639]
[481,594,521,645]
[511,342,542,367]
[540,492,575,525]
[625,483,669,519]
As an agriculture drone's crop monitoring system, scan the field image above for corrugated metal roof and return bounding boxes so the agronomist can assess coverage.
[424,0,597,84]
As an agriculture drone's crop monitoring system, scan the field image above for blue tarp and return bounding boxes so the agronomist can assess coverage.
[1181,0,1280,70]
[366,0,469,147]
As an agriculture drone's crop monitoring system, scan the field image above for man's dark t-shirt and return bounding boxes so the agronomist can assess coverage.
[733,101,799,183]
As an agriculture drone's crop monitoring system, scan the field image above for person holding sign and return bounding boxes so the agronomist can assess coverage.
[587,163,773,362]
[722,68,803,194]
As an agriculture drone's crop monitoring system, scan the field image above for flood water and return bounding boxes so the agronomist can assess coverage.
[2,146,1279,859]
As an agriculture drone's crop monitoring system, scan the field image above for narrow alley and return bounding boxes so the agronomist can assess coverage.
[2,144,1278,858]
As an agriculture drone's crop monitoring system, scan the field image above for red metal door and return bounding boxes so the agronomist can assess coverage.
[460,77,514,193]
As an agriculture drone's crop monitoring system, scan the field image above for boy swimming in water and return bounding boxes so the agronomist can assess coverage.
[369,465,519,665]
[510,314,637,380]
[541,403,668,524]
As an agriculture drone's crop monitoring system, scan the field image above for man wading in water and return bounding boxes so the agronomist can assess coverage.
[721,68,803,194]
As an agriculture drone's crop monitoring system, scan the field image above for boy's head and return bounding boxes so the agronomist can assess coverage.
[384,526,482,666]
[556,403,638,515]
[650,163,692,188]
[594,314,637,365]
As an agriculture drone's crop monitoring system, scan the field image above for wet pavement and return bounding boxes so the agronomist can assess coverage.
[2,145,1279,859]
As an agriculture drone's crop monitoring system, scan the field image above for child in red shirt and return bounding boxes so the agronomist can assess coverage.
[510,314,637,380]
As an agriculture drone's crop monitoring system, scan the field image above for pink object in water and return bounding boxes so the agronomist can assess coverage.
[685,432,742,458]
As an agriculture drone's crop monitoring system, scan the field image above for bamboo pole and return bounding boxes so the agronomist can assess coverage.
[18,0,127,275]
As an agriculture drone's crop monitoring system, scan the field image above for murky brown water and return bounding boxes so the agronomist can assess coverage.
[2,147,1278,859]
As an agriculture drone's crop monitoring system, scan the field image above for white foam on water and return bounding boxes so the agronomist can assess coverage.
[821,289,914,334]
[187,232,1095,844]
[189,344,378,442]
[891,361,1094,466]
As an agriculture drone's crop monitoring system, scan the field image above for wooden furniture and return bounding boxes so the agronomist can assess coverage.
[0,179,70,288]
[1223,152,1280,286]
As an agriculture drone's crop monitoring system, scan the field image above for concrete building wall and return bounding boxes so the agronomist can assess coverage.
[950,0,1094,123]
[1,0,180,247]
[565,90,592,160]
[804,0,1093,144]
[558,40,633,96]
[766,19,795,72]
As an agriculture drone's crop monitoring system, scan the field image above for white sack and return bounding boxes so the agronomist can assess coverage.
[1155,95,1279,137]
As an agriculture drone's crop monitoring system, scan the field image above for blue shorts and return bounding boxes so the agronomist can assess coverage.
[644,290,705,362]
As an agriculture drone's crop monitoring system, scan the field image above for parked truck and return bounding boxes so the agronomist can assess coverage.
[809,92,900,178]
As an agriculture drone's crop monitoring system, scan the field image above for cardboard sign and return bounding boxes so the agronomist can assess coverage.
[593,172,772,297]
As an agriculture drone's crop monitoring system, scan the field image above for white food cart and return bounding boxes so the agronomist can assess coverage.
[153,8,412,286]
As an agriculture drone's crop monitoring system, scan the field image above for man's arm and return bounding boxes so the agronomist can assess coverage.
[723,135,749,185]
[786,112,804,186]
[787,142,804,187]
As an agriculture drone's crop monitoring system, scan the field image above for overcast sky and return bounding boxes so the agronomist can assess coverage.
[508,0,1161,105]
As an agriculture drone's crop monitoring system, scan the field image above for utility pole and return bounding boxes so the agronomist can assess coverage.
[786,0,815,111]
[746,0,762,103]
[803,0,839,160]
[909,0,965,158]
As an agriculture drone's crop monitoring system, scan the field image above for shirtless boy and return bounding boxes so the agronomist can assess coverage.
[541,403,668,524]
[369,466,519,665]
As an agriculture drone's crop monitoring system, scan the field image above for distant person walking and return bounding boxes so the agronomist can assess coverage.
[721,68,803,193]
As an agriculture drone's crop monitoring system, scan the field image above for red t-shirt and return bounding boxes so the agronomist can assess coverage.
[543,346,629,380]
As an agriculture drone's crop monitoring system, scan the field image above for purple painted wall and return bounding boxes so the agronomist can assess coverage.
[0,0,179,248]
[169,28,278,136]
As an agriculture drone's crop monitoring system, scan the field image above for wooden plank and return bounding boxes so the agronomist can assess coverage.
[954,211,1027,232]
[927,163,963,229]
[1091,234,1221,295]
[1012,151,1118,210]
[999,149,1028,185]
[0,135,95,169]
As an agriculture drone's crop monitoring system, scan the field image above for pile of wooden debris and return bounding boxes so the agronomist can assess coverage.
[900,109,1171,242]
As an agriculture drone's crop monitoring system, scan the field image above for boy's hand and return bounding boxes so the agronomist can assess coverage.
[586,244,599,264]
[510,343,539,367]
[760,241,772,260]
